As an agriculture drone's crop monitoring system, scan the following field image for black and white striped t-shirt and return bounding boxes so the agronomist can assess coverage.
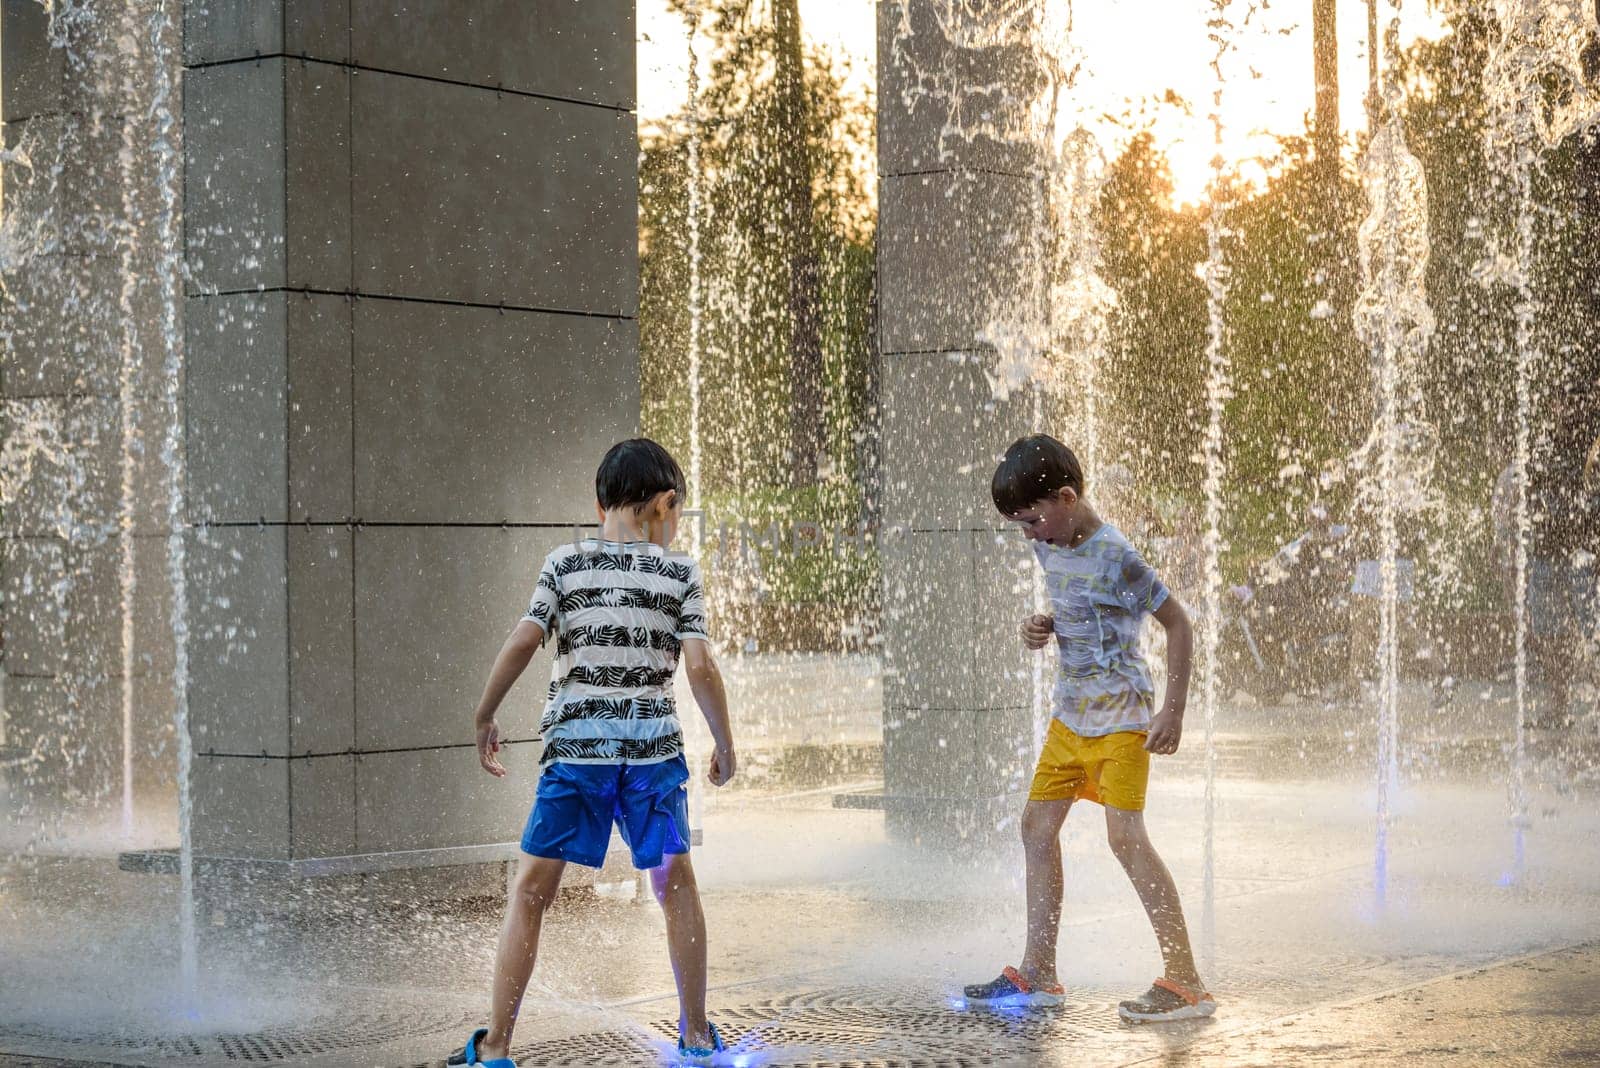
[522,539,708,766]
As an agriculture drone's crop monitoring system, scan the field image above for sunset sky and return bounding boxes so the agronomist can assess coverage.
[637,0,1449,206]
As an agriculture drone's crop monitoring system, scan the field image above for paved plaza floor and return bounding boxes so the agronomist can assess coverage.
[3,660,1599,1066]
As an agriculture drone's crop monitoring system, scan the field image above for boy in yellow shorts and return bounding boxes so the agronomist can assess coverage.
[964,434,1215,1023]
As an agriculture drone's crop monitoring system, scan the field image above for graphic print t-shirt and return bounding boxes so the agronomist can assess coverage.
[521,540,708,765]
[1035,523,1169,737]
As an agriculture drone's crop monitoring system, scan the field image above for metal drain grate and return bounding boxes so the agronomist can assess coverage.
[0,1006,480,1065]
[502,986,1141,1068]
[0,1026,209,1060]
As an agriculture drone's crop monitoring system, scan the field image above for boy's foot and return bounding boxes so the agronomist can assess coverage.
[676,1020,726,1066]
[448,1027,517,1068]
[1117,977,1216,1023]
[962,966,1066,1007]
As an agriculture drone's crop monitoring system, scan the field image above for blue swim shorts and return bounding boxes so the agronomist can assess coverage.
[520,755,691,870]
[1528,555,1597,639]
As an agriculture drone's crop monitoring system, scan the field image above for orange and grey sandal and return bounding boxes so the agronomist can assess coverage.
[962,965,1066,1007]
[1117,977,1217,1023]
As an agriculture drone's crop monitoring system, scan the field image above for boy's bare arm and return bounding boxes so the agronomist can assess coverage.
[472,619,545,777]
[681,637,737,785]
[1147,596,1192,755]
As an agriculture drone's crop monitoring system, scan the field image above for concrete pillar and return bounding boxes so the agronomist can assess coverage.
[876,0,1048,846]
[1,1,179,824]
[180,1,639,865]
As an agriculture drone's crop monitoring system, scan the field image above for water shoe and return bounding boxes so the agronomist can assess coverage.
[962,965,1066,1007]
[676,1020,726,1066]
[448,1027,518,1068]
[1117,977,1217,1023]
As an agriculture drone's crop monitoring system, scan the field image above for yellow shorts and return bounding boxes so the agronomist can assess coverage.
[1028,720,1150,811]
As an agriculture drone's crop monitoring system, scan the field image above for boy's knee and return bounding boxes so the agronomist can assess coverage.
[1105,821,1146,860]
[649,856,697,900]
[1020,806,1063,851]
[512,871,559,914]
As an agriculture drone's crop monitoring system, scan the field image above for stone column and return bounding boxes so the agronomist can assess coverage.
[876,0,1049,846]
[180,1,639,866]
[2,1,179,824]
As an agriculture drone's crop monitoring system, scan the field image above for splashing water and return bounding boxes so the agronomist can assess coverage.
[1478,0,1600,883]
[1196,0,1236,971]
[1048,126,1115,480]
[684,2,706,509]
[885,0,1058,167]
[139,0,196,995]
[1354,2,1436,910]
[681,0,709,844]
[111,4,149,843]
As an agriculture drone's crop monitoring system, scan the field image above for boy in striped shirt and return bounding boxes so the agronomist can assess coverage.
[454,439,735,1068]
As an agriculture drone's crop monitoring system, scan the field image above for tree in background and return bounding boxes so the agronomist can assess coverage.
[640,0,877,649]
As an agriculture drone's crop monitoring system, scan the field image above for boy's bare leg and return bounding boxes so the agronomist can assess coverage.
[1105,806,1203,990]
[650,851,712,1048]
[1530,630,1573,725]
[1018,798,1073,985]
[480,854,567,1060]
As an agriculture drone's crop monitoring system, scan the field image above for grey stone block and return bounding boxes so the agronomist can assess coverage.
[129,396,183,540]
[0,536,67,677]
[3,2,174,119]
[351,0,634,108]
[191,752,289,859]
[880,350,987,530]
[186,291,352,524]
[353,300,637,522]
[185,59,350,294]
[0,250,88,398]
[2,674,120,806]
[355,741,537,854]
[131,671,180,799]
[2,112,127,258]
[0,253,119,398]
[881,529,975,711]
[64,533,177,681]
[974,367,1039,485]
[878,169,1039,355]
[287,293,354,519]
[882,705,978,799]
[877,0,1046,178]
[284,61,353,288]
[183,60,286,293]
[290,752,355,858]
[184,292,288,524]
[187,524,357,757]
[2,0,63,121]
[354,526,563,750]
[187,525,289,757]
[184,0,351,65]
[351,70,637,314]
[972,526,1036,709]
[288,525,354,755]
[0,394,124,539]
[971,703,1034,797]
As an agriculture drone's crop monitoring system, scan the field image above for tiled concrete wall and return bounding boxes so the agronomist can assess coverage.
[1,1,180,815]
[876,0,1044,845]
[181,1,639,861]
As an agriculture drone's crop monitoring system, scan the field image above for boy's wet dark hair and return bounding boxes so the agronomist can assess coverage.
[991,434,1085,516]
[596,438,687,512]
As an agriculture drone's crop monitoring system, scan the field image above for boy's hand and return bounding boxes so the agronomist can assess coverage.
[476,719,507,777]
[1020,613,1055,650]
[1144,709,1183,755]
[708,744,737,787]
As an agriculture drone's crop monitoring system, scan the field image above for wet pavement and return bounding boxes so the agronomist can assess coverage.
[6,937,1599,1067]
[3,667,1600,1066]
